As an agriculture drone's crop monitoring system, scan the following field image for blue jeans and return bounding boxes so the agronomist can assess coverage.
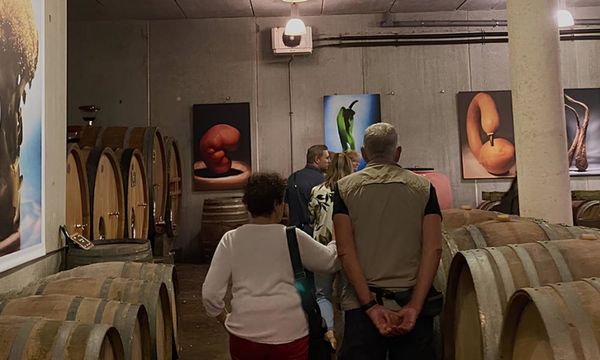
[314,272,335,331]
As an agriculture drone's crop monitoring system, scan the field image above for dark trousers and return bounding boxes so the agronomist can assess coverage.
[338,309,434,360]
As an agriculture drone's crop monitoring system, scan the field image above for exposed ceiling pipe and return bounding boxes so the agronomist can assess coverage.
[380,18,600,28]
[313,32,600,49]
[314,28,600,42]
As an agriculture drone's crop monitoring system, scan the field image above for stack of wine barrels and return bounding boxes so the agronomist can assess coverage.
[438,207,600,360]
[66,126,183,265]
[0,261,177,360]
[477,189,600,228]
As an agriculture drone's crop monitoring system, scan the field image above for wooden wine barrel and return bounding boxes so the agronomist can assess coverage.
[573,200,600,229]
[0,294,151,360]
[442,208,504,231]
[436,217,600,294]
[443,239,600,360]
[164,137,182,238]
[0,315,124,359]
[66,143,91,239]
[86,147,126,241]
[16,277,173,360]
[199,197,250,263]
[66,239,153,269]
[500,278,600,360]
[120,149,150,239]
[48,261,180,357]
[127,127,168,235]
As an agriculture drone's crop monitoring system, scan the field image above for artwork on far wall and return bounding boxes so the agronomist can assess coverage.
[564,88,600,176]
[192,103,252,191]
[0,0,45,272]
[458,88,600,180]
[323,94,381,170]
[457,91,516,180]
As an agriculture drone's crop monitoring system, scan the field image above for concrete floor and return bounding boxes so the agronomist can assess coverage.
[176,264,230,360]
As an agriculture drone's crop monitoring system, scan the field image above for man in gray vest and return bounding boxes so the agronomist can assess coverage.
[333,123,442,359]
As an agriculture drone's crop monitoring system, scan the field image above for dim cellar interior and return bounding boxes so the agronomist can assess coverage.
[0,0,600,359]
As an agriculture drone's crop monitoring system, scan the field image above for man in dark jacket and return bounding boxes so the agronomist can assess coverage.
[285,145,331,235]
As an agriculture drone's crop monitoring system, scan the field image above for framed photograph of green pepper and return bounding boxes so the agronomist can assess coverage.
[323,94,381,170]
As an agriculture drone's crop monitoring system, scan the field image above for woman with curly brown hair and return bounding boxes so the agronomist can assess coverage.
[202,172,338,360]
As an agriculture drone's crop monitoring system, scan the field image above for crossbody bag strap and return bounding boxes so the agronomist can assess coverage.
[286,226,306,281]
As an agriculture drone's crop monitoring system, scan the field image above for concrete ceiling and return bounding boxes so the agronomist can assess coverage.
[68,0,600,21]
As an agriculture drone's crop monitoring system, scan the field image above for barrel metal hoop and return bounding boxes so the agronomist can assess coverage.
[51,321,79,359]
[65,296,85,321]
[0,300,7,315]
[94,299,110,324]
[35,280,48,295]
[84,324,112,360]
[508,244,541,287]
[467,250,505,360]
[584,278,600,294]
[100,277,115,299]
[125,305,139,345]
[485,247,516,302]
[443,230,459,255]
[10,318,38,359]
[466,225,488,249]
[549,283,600,359]
[537,241,573,282]
[534,219,559,240]
[577,200,600,221]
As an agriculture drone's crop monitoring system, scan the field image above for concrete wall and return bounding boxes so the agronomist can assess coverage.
[67,8,600,258]
[0,0,67,292]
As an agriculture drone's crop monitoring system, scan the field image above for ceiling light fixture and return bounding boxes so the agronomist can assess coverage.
[557,9,575,27]
[284,2,306,36]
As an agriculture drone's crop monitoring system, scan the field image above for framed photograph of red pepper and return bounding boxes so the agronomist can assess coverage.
[192,103,252,191]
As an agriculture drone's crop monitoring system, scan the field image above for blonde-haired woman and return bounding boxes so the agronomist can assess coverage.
[309,152,354,349]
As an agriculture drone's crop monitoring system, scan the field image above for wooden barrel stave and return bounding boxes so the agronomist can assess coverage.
[120,149,150,239]
[66,144,91,239]
[86,147,126,241]
[15,277,173,360]
[443,239,600,360]
[48,261,180,357]
[0,315,124,360]
[0,294,151,360]
[164,137,182,238]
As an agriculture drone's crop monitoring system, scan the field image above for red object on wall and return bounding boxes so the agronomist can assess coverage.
[199,124,241,174]
[411,168,453,210]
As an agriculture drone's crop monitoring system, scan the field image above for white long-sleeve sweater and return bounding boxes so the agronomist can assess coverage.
[202,223,338,344]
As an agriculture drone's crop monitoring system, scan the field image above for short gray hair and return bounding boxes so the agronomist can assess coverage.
[363,123,398,160]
